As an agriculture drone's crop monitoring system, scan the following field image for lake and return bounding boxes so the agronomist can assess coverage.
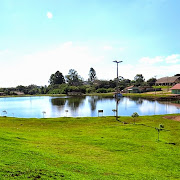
[0,96,179,118]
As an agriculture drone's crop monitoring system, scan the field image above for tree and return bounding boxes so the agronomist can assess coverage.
[65,69,83,86]
[16,85,26,92]
[134,74,145,86]
[147,77,157,86]
[118,77,131,90]
[88,67,97,83]
[131,112,139,124]
[27,84,40,95]
[49,71,65,85]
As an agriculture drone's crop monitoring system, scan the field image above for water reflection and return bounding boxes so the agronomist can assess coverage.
[0,96,179,118]
[51,98,66,106]
[67,96,85,111]
[88,96,98,111]
[129,97,143,105]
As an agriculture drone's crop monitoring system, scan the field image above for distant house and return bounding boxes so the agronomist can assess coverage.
[67,92,83,96]
[156,76,180,86]
[0,92,5,96]
[128,86,141,93]
[11,91,25,95]
[123,85,138,93]
[170,84,180,94]
[123,86,143,93]
[123,85,161,93]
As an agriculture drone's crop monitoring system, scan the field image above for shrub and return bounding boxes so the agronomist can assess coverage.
[96,88,107,93]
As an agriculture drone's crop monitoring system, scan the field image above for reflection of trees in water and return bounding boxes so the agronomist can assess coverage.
[67,96,85,111]
[129,97,144,105]
[51,98,66,106]
[51,96,86,111]
[116,97,124,103]
[88,96,99,111]
[171,100,180,104]
[88,96,115,111]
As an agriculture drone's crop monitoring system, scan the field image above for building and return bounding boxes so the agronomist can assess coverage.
[123,85,140,93]
[67,92,83,96]
[0,92,5,96]
[156,76,180,86]
[123,85,159,93]
[170,84,180,94]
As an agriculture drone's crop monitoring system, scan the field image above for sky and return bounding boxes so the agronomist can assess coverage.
[0,0,180,87]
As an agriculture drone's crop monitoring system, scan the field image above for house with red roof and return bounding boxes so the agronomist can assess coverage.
[170,84,180,94]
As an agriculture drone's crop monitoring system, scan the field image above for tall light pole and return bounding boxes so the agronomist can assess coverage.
[113,60,123,93]
[113,60,123,120]
[154,75,157,95]
[167,76,169,92]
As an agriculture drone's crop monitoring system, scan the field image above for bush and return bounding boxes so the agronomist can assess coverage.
[107,88,114,92]
[96,88,108,93]
[86,86,96,93]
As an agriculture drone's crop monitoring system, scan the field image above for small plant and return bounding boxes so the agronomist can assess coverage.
[2,110,7,117]
[155,124,164,141]
[42,111,46,118]
[112,109,116,116]
[131,112,139,124]
[65,110,68,117]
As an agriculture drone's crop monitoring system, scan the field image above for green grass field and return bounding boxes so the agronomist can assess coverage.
[0,115,179,179]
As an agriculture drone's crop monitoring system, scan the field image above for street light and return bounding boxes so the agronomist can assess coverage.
[154,75,157,95]
[167,76,169,92]
[113,60,123,120]
[113,60,123,93]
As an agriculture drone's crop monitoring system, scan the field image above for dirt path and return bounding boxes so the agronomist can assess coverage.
[164,115,180,122]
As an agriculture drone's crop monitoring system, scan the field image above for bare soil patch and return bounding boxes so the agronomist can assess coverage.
[163,115,180,122]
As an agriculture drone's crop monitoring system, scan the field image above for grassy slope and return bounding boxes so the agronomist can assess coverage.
[0,116,179,179]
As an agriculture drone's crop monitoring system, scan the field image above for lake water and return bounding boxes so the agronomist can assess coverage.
[0,96,179,118]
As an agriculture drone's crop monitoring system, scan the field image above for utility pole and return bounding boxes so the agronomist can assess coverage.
[113,60,123,120]
[167,76,169,92]
[154,75,157,95]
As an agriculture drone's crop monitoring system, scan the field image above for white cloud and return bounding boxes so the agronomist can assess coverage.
[0,49,9,55]
[47,12,53,19]
[13,42,104,85]
[139,56,164,64]
[103,46,113,50]
[0,42,108,87]
[139,54,180,65]
[119,63,180,81]
[165,54,180,63]
[119,47,125,52]
[119,54,180,81]
[1,44,180,87]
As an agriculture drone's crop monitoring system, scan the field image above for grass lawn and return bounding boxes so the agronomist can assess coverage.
[0,115,179,179]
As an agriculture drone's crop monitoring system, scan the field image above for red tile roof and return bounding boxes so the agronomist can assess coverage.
[170,84,180,90]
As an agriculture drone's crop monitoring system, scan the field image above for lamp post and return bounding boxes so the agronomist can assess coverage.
[113,60,123,93]
[154,75,157,95]
[113,60,123,120]
[167,76,169,92]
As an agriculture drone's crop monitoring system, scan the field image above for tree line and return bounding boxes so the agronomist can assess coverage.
[0,68,158,95]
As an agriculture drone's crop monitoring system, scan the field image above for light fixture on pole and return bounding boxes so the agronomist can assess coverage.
[154,75,157,95]
[113,60,123,120]
[113,60,123,93]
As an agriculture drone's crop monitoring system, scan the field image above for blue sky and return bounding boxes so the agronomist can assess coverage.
[0,0,180,87]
